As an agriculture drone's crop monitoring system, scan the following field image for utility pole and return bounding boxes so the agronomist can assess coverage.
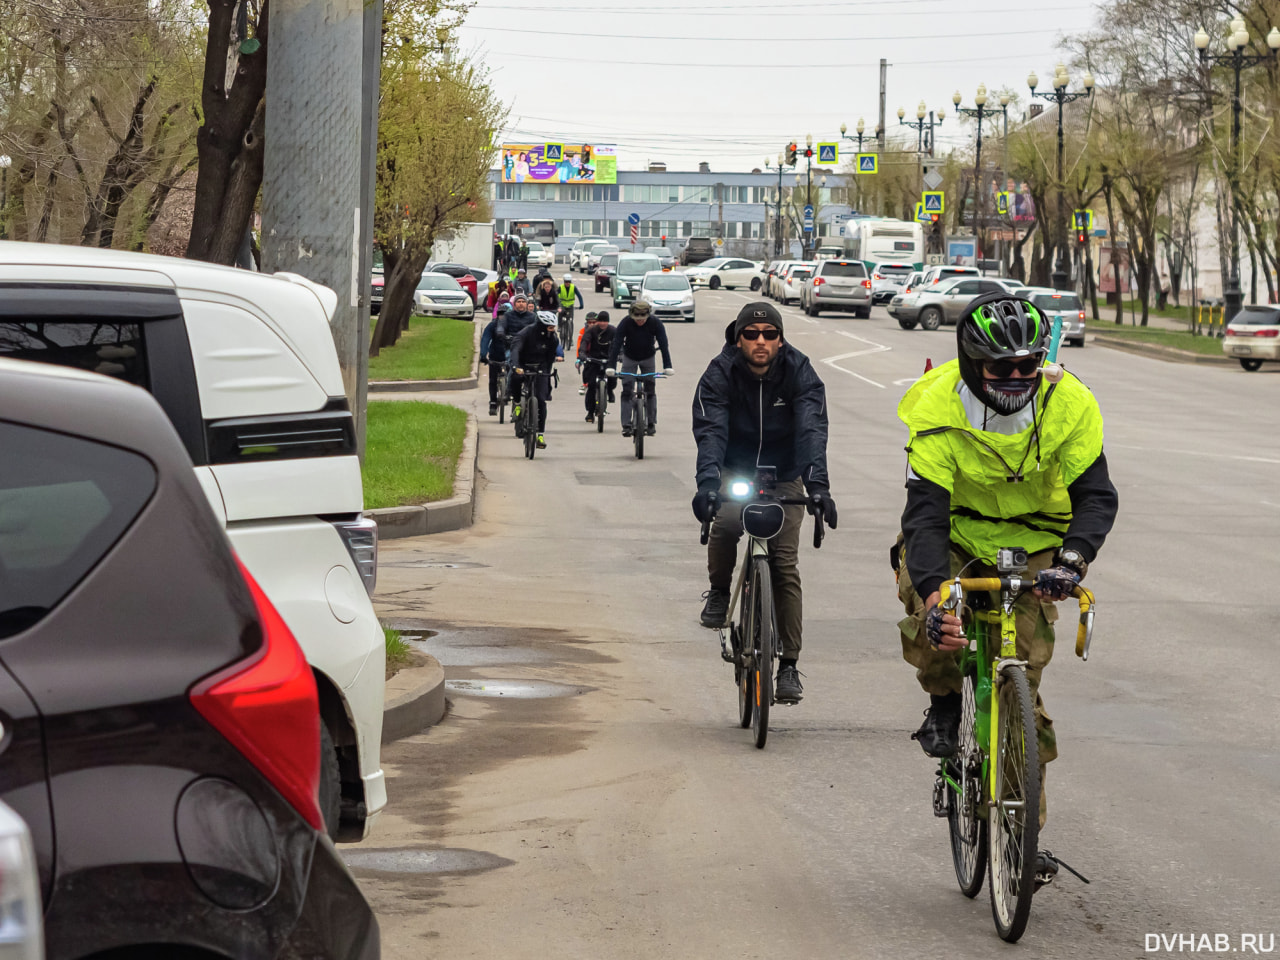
[877,59,888,151]
[262,0,370,444]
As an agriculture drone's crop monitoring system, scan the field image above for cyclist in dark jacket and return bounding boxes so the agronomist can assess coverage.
[480,311,512,416]
[496,294,539,402]
[606,301,674,437]
[577,309,618,422]
[690,301,838,704]
[509,312,560,448]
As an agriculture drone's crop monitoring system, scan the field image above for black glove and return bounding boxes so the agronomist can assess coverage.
[925,606,950,650]
[1034,565,1081,601]
[807,486,838,529]
[692,485,720,523]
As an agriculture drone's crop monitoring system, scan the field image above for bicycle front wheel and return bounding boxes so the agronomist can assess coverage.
[596,380,606,433]
[633,400,645,459]
[524,397,539,459]
[749,557,775,749]
[948,673,988,898]
[988,666,1040,943]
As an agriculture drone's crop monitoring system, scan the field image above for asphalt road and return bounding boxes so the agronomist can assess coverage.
[355,278,1280,959]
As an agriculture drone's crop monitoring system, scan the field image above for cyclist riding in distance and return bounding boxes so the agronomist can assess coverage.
[896,293,1118,874]
[479,305,511,417]
[692,302,838,704]
[512,268,533,297]
[509,311,561,450]
[558,272,585,319]
[578,309,618,423]
[605,300,673,438]
[534,276,558,314]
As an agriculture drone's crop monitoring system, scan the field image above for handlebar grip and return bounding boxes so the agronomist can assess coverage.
[700,519,710,546]
[812,510,825,549]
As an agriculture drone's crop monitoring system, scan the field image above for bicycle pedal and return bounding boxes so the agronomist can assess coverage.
[932,777,949,818]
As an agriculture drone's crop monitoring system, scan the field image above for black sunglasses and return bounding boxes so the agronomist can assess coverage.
[985,356,1042,377]
[740,328,781,341]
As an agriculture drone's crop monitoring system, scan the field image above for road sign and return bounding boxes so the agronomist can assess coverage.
[803,204,814,233]
[996,191,1011,216]
[630,224,639,245]
[857,153,878,175]
[915,202,930,223]
[922,169,943,190]
[627,212,640,226]
[714,237,724,247]
[1073,208,1094,231]
[544,143,563,162]
[922,191,945,214]
[816,143,838,164]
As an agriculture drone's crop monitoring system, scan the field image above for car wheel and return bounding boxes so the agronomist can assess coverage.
[809,302,822,317]
[1240,358,1264,371]
[856,306,872,319]
[319,723,342,840]
[898,318,919,330]
[709,276,721,290]
[750,278,761,291]
[919,307,943,331]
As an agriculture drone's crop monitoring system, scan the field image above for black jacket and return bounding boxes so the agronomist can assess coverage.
[496,306,537,342]
[509,324,559,371]
[692,321,830,490]
[578,323,617,361]
[607,316,672,367]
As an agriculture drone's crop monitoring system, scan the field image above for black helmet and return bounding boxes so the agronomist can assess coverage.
[957,293,1047,414]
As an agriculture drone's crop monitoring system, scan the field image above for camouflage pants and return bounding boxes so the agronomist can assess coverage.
[897,542,1059,827]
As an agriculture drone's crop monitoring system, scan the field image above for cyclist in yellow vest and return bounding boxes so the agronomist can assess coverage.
[557,273,584,316]
[895,294,1117,878]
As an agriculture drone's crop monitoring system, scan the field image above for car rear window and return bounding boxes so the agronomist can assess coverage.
[820,262,867,278]
[618,257,661,277]
[791,269,812,281]
[1032,294,1082,312]
[0,321,148,387]
[0,421,157,639]
[1234,306,1280,325]
[876,265,913,276]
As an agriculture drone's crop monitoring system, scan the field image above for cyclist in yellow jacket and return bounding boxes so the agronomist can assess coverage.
[895,294,1118,871]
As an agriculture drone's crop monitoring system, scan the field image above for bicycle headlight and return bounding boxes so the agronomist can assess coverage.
[730,480,752,498]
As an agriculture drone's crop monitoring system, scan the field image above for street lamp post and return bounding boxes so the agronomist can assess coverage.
[803,133,815,259]
[1030,64,1095,291]
[0,155,11,241]
[953,85,994,275]
[1195,20,1280,322]
[765,152,794,257]
[897,100,947,199]
[840,118,871,214]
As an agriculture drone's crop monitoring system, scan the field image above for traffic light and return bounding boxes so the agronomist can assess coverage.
[1077,230,1087,245]
[785,142,797,165]
[804,145,814,159]
[930,213,940,224]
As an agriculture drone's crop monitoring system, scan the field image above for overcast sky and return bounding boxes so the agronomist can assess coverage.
[457,0,1103,173]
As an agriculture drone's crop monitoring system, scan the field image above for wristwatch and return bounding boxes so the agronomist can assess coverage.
[1053,547,1088,578]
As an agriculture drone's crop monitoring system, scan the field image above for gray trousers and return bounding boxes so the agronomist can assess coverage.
[707,478,805,660]
[619,353,657,425]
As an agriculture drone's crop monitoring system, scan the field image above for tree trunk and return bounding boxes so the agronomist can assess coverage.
[1085,239,1099,320]
[371,246,430,355]
[186,0,269,264]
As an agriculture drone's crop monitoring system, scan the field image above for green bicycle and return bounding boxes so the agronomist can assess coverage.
[933,547,1096,943]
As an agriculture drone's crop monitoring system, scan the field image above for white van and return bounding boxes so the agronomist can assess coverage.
[0,242,386,842]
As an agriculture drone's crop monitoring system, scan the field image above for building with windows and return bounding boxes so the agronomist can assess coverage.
[489,165,854,259]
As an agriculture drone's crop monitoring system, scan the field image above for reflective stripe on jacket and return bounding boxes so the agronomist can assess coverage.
[897,359,1104,562]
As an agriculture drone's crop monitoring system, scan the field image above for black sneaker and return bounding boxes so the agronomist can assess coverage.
[911,692,962,758]
[585,412,594,422]
[607,390,616,403]
[645,423,656,436]
[622,425,633,438]
[536,434,547,449]
[775,664,803,703]
[699,589,729,628]
[489,402,498,416]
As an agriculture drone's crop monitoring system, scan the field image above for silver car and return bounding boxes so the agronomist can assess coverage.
[1024,287,1087,347]
[904,276,1022,330]
[870,261,915,304]
[799,258,872,318]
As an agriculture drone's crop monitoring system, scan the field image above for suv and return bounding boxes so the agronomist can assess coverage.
[595,251,620,293]
[570,237,607,271]
[612,253,662,307]
[680,236,716,265]
[901,276,1019,330]
[919,264,980,287]
[800,258,872,317]
[0,242,385,842]
[870,261,915,304]
[1024,287,1087,347]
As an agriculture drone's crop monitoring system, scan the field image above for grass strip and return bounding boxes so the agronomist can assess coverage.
[368,315,475,381]
[363,401,467,508]
[1090,323,1225,356]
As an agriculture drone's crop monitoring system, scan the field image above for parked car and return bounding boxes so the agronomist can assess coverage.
[684,257,764,291]
[1223,304,1280,370]
[594,251,620,293]
[799,258,872,318]
[586,243,619,273]
[425,261,478,303]
[766,261,801,300]
[870,261,915,304]
[679,236,717,266]
[0,358,379,960]
[1023,288,1087,347]
[899,276,1019,330]
[569,236,608,271]
[0,800,43,960]
[778,264,814,305]
[524,241,553,269]
[813,244,844,261]
[636,270,696,322]
[919,264,980,287]
[414,273,476,319]
[371,273,384,314]
[762,261,790,299]
[644,245,677,270]
[0,242,386,843]
[612,253,663,308]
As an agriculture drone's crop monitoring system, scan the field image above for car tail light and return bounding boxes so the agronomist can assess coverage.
[190,561,323,832]
[331,517,378,596]
[813,277,825,287]
[862,279,872,289]
[873,273,883,280]
[1226,328,1239,336]
[1257,328,1280,338]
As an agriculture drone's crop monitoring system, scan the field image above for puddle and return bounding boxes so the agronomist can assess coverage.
[341,847,511,875]
[445,678,592,699]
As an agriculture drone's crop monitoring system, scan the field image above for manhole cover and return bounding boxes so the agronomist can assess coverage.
[341,847,511,875]
[445,678,591,699]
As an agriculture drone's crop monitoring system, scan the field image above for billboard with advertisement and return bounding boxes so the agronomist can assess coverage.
[500,143,617,184]
[947,239,977,267]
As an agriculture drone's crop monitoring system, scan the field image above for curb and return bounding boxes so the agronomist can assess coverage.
[368,318,483,393]
[1091,334,1234,366]
[382,655,446,743]
[364,411,478,539]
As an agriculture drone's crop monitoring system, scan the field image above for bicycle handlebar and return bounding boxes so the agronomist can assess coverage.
[696,494,826,550]
[939,578,1096,661]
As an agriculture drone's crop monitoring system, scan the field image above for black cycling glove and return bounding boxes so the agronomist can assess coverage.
[925,606,952,650]
[1034,565,1081,601]
[807,486,838,529]
[692,485,720,523]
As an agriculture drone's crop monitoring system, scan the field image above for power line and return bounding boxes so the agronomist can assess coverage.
[470,47,1062,69]
[478,0,1075,14]
[467,23,1061,43]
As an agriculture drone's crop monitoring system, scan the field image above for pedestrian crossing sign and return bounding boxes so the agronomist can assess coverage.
[1073,209,1094,231]
[996,191,1011,215]
[544,143,564,162]
[915,202,930,223]
[922,191,945,214]
[817,143,838,164]
[857,153,878,174]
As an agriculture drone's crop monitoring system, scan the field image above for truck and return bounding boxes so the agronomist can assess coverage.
[431,221,496,271]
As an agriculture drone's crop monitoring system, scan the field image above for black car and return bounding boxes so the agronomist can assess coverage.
[679,236,716,266]
[0,359,379,960]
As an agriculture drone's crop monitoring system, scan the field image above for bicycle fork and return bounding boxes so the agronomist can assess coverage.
[717,535,766,665]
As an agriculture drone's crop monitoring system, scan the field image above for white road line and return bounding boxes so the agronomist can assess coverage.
[1109,443,1280,466]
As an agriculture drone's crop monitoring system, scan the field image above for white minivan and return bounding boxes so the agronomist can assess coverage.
[0,242,386,842]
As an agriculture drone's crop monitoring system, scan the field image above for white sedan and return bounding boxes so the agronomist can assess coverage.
[684,257,765,291]
[525,241,554,269]
[636,271,696,322]
[413,273,475,319]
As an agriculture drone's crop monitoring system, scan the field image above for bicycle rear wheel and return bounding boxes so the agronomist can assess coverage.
[988,666,1040,943]
[523,396,539,459]
[749,557,775,749]
[948,672,988,898]
[633,395,646,460]
[596,379,606,433]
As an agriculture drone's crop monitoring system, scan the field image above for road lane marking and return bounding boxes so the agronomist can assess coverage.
[1109,443,1280,465]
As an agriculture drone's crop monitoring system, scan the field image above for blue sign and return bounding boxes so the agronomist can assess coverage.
[627,212,640,226]
[817,143,838,164]
[922,191,945,213]
[803,204,814,233]
[857,153,878,174]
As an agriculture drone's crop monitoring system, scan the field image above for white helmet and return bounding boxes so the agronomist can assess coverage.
[563,273,572,284]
